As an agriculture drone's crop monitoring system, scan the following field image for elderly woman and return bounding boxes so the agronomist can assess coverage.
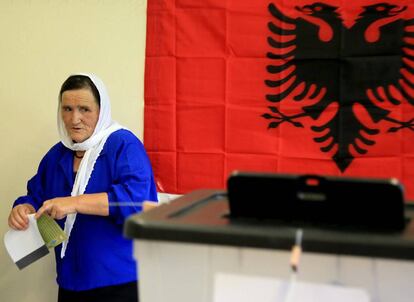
[8,74,157,302]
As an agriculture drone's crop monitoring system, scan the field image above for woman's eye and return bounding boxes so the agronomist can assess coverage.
[63,107,72,112]
[80,107,89,112]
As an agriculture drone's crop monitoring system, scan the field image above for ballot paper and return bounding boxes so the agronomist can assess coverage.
[213,273,369,302]
[4,214,67,269]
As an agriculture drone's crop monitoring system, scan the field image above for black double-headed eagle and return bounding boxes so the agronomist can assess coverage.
[264,2,414,171]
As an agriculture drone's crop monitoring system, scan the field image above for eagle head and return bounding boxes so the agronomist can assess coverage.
[295,2,339,19]
[360,3,407,18]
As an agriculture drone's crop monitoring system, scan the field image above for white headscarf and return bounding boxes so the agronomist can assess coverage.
[58,73,123,258]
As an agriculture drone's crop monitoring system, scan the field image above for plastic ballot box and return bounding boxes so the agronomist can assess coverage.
[124,189,414,302]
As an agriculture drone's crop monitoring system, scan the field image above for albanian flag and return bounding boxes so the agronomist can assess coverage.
[144,0,414,200]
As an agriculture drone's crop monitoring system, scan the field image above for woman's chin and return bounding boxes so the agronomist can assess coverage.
[71,136,87,143]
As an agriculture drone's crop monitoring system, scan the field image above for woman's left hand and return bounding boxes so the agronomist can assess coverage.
[35,197,78,220]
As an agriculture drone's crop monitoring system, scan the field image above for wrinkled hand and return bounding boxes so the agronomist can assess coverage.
[8,204,36,230]
[35,197,78,220]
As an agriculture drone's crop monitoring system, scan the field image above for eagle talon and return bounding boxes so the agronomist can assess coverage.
[262,109,306,128]
[386,118,414,132]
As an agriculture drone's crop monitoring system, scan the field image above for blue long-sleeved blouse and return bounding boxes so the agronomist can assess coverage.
[13,129,157,291]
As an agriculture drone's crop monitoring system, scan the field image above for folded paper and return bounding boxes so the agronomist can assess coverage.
[4,214,67,269]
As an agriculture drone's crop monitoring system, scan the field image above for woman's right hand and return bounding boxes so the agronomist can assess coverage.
[8,204,36,230]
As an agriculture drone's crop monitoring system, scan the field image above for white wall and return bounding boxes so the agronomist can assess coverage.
[0,1,147,301]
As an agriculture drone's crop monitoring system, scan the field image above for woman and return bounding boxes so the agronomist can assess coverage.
[8,73,157,302]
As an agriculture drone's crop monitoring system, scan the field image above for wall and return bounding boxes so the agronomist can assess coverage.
[0,1,147,301]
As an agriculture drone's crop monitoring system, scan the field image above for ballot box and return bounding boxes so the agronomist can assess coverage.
[124,189,414,302]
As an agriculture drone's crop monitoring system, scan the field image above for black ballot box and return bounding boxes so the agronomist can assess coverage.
[125,189,414,302]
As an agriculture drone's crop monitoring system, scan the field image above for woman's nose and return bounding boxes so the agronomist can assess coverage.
[71,110,81,124]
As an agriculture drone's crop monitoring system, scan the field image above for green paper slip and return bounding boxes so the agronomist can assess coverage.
[36,215,67,248]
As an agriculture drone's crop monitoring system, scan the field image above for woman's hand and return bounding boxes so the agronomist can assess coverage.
[8,204,36,230]
[35,197,79,220]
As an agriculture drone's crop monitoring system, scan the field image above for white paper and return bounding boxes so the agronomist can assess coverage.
[4,214,45,263]
[213,273,369,302]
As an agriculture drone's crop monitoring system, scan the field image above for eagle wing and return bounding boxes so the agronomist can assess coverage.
[265,3,340,120]
[366,18,414,110]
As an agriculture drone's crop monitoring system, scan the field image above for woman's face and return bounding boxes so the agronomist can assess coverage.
[61,88,100,143]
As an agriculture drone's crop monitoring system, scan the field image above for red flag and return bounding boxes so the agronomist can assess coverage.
[145,0,414,200]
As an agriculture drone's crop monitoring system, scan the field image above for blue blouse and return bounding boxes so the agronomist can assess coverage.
[13,129,157,291]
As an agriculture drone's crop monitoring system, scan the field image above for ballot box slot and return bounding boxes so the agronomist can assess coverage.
[168,192,227,218]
